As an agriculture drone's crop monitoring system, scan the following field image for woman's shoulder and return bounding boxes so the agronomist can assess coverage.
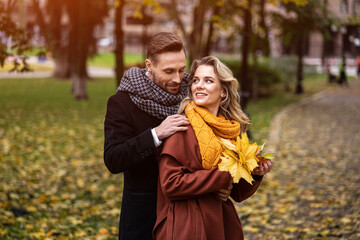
[163,125,196,148]
[161,125,200,162]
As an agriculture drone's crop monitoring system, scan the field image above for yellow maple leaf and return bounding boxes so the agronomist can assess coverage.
[218,133,259,184]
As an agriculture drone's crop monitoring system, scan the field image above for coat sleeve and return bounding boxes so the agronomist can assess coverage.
[159,154,232,200]
[103,94,157,174]
[230,177,262,203]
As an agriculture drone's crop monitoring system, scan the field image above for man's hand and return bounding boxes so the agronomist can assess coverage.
[252,159,273,176]
[218,183,233,202]
[155,114,189,140]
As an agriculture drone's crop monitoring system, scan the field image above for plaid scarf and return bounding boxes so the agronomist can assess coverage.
[117,67,189,119]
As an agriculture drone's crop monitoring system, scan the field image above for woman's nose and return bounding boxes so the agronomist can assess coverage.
[196,84,204,90]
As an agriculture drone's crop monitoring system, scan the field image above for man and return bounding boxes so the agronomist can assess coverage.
[104,32,189,240]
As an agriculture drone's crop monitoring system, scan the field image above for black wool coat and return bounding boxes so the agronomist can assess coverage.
[104,91,163,240]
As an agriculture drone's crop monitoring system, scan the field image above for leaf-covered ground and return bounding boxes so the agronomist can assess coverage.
[238,81,360,239]
[0,75,347,239]
[0,78,122,239]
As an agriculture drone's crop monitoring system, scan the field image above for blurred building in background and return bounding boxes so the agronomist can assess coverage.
[307,0,360,58]
[4,0,360,64]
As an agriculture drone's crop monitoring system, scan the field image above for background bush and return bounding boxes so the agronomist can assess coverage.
[221,58,283,97]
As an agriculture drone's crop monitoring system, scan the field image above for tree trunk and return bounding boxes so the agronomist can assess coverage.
[53,49,70,78]
[115,0,125,88]
[72,75,88,100]
[48,0,71,79]
[259,0,270,56]
[321,0,328,70]
[252,53,259,100]
[31,0,71,78]
[295,36,305,94]
[67,0,89,99]
[239,1,252,108]
[189,0,206,63]
[204,6,220,56]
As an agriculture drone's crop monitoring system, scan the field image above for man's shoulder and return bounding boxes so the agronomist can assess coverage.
[108,91,131,103]
[107,91,134,112]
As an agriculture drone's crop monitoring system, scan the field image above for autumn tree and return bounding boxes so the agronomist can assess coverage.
[162,0,222,64]
[32,0,69,78]
[32,0,108,100]
[113,0,161,87]
[272,0,329,94]
[219,0,267,105]
[240,0,252,107]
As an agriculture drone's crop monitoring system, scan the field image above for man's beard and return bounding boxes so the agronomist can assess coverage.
[152,72,180,95]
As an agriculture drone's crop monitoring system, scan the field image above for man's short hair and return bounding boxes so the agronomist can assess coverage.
[146,32,185,65]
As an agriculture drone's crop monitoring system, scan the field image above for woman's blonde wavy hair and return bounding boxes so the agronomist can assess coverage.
[178,55,250,133]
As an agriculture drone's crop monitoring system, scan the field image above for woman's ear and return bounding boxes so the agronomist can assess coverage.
[221,89,226,98]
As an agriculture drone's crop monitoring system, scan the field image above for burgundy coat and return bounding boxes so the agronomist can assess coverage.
[153,126,262,240]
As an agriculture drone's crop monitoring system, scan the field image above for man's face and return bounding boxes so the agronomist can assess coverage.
[145,50,186,95]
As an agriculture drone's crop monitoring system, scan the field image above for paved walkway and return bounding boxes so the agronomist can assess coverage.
[241,81,360,239]
[0,57,114,79]
[0,66,114,79]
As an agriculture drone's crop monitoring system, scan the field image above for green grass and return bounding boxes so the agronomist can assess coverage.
[0,74,335,239]
[87,52,144,68]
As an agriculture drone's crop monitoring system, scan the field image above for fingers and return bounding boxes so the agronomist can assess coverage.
[253,159,274,176]
[218,191,229,201]
[165,115,189,128]
[218,183,233,201]
[267,159,274,170]
[252,167,260,175]
[218,189,228,194]
[167,114,189,124]
[155,115,189,140]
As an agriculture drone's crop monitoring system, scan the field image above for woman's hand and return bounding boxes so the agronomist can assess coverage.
[252,159,273,176]
[218,183,233,201]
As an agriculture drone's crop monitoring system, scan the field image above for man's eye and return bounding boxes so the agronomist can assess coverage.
[165,70,173,74]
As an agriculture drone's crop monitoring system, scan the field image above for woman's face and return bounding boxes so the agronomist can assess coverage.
[191,65,225,115]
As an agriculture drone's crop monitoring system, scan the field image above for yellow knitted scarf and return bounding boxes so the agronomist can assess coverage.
[185,101,241,170]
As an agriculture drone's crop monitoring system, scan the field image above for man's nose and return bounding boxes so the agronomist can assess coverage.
[172,72,181,83]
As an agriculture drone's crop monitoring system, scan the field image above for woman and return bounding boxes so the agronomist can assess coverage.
[153,56,273,240]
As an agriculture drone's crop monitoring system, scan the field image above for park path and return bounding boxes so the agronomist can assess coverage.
[240,80,360,239]
[0,66,114,79]
[0,57,114,79]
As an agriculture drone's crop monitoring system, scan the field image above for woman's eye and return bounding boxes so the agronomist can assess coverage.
[206,79,213,83]
[193,79,199,83]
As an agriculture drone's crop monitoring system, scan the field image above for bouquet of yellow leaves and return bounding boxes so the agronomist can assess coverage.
[218,133,274,185]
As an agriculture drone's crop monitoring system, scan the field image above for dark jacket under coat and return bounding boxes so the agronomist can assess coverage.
[104,91,162,240]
